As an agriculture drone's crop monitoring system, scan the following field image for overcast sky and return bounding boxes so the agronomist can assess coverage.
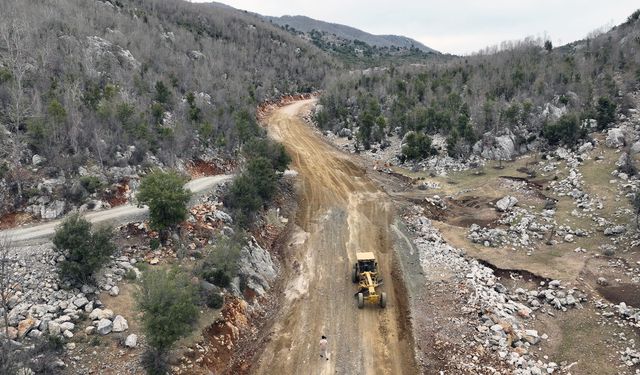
[190,0,639,54]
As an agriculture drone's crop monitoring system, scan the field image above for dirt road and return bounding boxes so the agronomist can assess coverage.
[0,174,233,244]
[254,100,416,375]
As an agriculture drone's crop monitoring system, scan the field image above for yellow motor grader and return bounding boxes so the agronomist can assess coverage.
[351,252,386,309]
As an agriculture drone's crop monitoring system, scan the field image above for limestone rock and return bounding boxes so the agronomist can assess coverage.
[97,318,112,335]
[17,317,36,338]
[235,238,277,296]
[109,286,120,297]
[496,196,518,212]
[89,308,114,321]
[606,128,625,148]
[112,315,128,332]
[125,334,138,348]
[48,321,61,336]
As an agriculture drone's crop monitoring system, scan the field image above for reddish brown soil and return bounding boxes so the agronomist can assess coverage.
[103,179,130,207]
[0,212,34,230]
[186,159,228,178]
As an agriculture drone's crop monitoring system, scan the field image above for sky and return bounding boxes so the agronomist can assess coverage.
[190,0,639,55]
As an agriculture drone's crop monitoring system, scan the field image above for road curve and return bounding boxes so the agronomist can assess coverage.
[0,174,233,244]
[254,100,416,374]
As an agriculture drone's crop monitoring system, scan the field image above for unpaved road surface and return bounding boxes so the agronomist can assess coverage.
[254,100,416,375]
[0,174,233,244]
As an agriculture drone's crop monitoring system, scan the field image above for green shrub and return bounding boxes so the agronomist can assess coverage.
[79,176,104,194]
[149,238,161,250]
[137,170,191,232]
[202,269,231,287]
[595,96,617,129]
[137,269,198,354]
[154,81,171,104]
[124,269,138,281]
[224,174,263,224]
[542,114,585,146]
[198,235,242,288]
[141,349,169,375]
[53,214,116,285]
[402,131,438,160]
[202,289,224,309]
[243,138,291,173]
[0,163,8,179]
[246,157,277,201]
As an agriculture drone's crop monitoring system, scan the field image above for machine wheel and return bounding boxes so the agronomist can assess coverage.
[357,293,364,309]
[379,292,387,308]
[351,265,358,283]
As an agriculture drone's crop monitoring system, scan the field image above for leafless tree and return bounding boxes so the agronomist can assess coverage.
[0,18,30,135]
[0,236,15,374]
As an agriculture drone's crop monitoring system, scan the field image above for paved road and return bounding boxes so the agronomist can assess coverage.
[0,174,233,244]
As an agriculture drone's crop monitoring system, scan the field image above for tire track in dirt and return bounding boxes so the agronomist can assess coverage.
[254,99,416,375]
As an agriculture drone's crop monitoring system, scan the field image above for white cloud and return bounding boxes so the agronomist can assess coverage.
[191,0,639,54]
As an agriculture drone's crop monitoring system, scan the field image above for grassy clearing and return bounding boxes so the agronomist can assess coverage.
[547,308,625,375]
[397,137,639,282]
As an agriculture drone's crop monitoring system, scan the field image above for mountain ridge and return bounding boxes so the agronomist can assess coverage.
[264,14,438,53]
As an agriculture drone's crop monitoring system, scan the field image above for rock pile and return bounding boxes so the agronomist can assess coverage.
[468,224,508,247]
[1,245,136,349]
[406,208,584,373]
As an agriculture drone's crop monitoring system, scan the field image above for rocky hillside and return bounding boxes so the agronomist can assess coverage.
[314,10,640,163]
[264,15,438,53]
[0,0,335,218]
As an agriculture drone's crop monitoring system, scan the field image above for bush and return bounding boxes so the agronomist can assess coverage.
[542,114,585,146]
[201,269,231,287]
[154,81,171,105]
[53,214,116,285]
[601,246,616,257]
[402,131,437,160]
[137,269,198,354]
[224,175,262,224]
[619,153,637,176]
[626,9,640,24]
[595,96,617,129]
[79,176,104,194]
[202,289,224,309]
[149,238,161,250]
[225,138,290,225]
[198,235,243,288]
[124,269,138,281]
[246,157,277,201]
[243,138,291,173]
[141,349,169,375]
[137,170,191,232]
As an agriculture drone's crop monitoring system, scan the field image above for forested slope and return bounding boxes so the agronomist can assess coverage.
[0,0,334,172]
[315,11,640,159]
[0,0,335,214]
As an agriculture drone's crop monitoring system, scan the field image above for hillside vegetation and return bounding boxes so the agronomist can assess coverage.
[267,15,443,67]
[315,11,640,159]
[0,0,333,171]
[0,0,335,214]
